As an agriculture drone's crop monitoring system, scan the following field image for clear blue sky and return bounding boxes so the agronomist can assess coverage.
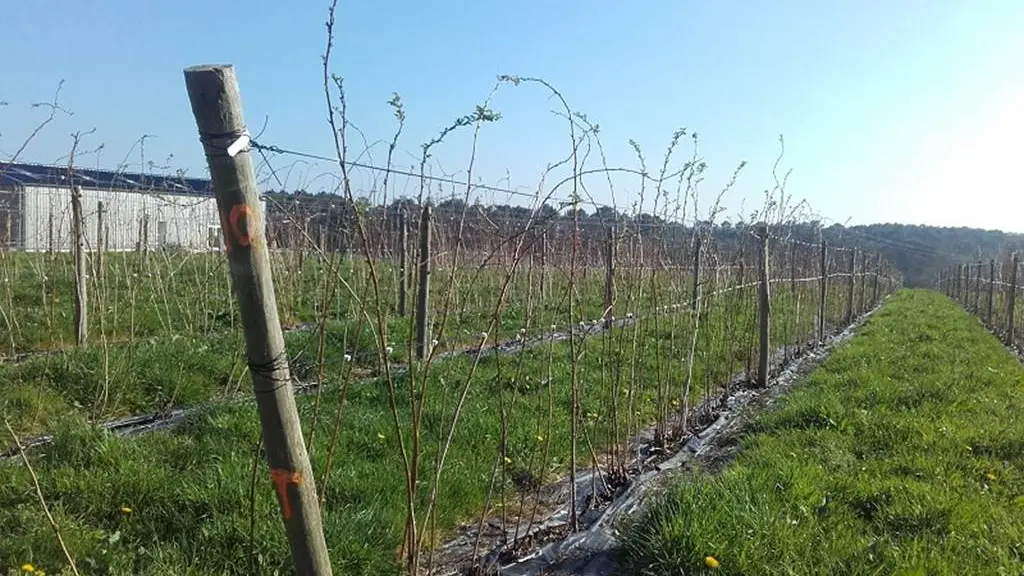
[2,1,1023,230]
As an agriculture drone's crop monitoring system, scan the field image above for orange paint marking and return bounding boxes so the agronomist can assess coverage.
[229,204,255,248]
[270,468,303,519]
[218,204,258,253]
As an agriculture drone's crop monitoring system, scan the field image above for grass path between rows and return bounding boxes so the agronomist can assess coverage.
[622,289,1024,575]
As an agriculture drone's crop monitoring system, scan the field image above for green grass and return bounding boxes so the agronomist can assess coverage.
[0,286,871,575]
[0,243,869,440]
[622,289,1024,576]
[0,241,895,574]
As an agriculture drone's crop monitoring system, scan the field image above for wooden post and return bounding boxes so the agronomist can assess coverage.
[973,261,982,313]
[184,64,332,575]
[690,233,702,311]
[845,248,856,324]
[397,209,408,316]
[1007,253,1018,345]
[604,224,616,328]
[987,258,995,325]
[757,224,770,386]
[789,239,796,298]
[539,231,548,304]
[858,251,868,314]
[71,186,87,346]
[872,253,881,304]
[96,201,105,280]
[414,204,431,360]
[950,264,958,301]
[817,239,827,342]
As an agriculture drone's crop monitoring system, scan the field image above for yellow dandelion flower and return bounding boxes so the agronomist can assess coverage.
[704,556,720,569]
[503,456,512,464]
[985,472,997,482]
[120,506,133,514]
[21,564,35,573]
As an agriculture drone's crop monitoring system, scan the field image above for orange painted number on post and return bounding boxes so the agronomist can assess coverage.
[230,204,255,247]
[270,468,303,520]
[219,204,257,253]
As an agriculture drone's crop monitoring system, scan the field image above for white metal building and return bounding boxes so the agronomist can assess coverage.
[0,163,260,252]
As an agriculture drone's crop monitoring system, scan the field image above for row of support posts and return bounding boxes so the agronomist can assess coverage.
[941,253,1018,346]
[185,63,897,574]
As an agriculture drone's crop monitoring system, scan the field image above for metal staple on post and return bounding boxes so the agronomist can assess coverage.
[183,64,333,575]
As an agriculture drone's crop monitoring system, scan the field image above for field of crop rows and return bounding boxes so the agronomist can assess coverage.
[0,195,904,574]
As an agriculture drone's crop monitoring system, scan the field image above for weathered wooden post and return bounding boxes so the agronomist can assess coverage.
[872,253,881,304]
[397,209,408,316]
[858,250,868,314]
[789,239,796,298]
[95,201,105,280]
[1007,253,1018,345]
[817,239,828,342]
[845,248,856,324]
[604,224,616,328]
[71,186,87,347]
[757,223,771,386]
[47,210,54,255]
[690,233,702,311]
[955,264,963,302]
[973,261,982,313]
[540,230,548,303]
[414,204,432,359]
[184,64,332,575]
[987,258,995,326]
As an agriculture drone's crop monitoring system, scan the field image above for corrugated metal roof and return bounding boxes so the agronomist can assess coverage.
[0,162,212,196]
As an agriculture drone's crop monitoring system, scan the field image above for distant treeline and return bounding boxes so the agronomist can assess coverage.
[262,190,1024,287]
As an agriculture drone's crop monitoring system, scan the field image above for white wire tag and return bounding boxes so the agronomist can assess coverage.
[226,130,251,157]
